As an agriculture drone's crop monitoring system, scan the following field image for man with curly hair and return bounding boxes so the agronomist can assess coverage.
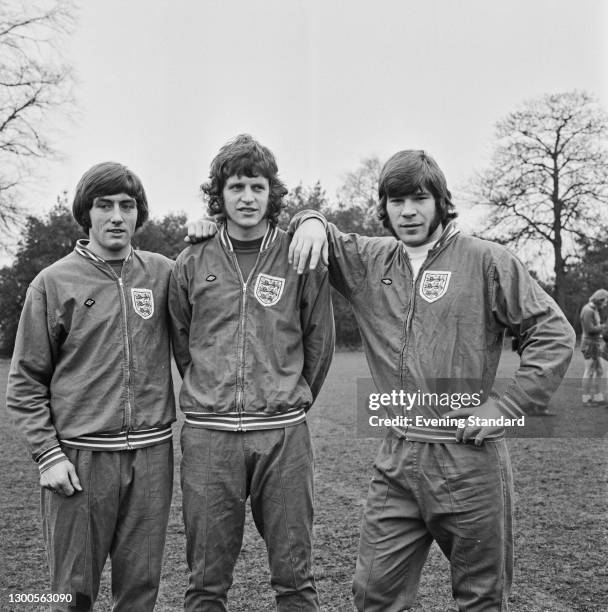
[169,134,335,611]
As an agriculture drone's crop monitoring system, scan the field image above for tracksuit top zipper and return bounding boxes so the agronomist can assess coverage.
[116,276,133,447]
[398,234,454,390]
[230,243,265,432]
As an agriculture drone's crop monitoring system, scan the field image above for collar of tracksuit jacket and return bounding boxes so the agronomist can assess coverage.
[75,238,133,266]
[217,221,280,254]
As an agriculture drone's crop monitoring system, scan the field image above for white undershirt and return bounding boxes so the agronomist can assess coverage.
[403,240,438,279]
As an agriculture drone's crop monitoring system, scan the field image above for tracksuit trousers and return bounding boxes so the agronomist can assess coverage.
[353,431,514,612]
[41,441,173,611]
[180,422,319,612]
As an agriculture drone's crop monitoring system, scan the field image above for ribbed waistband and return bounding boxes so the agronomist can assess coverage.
[60,424,173,451]
[183,408,306,431]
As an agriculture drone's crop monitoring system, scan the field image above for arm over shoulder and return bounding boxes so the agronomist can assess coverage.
[289,209,390,300]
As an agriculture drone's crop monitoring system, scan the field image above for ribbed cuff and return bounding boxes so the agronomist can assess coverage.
[301,211,328,229]
[36,445,68,474]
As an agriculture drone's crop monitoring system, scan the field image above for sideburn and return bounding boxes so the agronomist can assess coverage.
[427,202,443,238]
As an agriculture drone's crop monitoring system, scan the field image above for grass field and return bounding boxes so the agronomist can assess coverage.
[1,349,606,611]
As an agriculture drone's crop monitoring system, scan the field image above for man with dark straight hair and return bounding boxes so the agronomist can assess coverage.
[287,149,575,611]
[7,162,175,611]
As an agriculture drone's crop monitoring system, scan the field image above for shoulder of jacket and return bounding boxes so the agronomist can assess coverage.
[133,249,175,268]
[273,226,293,247]
[330,226,399,256]
[452,233,517,262]
[33,250,84,283]
[174,236,220,265]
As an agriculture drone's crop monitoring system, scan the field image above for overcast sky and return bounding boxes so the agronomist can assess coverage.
[26,0,608,229]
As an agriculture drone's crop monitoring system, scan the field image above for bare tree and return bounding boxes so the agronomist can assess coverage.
[0,0,75,240]
[467,91,608,309]
[337,156,385,234]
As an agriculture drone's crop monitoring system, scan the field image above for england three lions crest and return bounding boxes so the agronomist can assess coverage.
[419,271,451,303]
[131,288,154,319]
[254,273,285,307]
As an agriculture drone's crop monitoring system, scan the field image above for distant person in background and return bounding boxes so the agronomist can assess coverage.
[6,162,176,611]
[580,288,608,406]
[602,311,608,389]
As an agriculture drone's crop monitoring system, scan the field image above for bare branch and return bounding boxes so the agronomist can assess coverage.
[0,1,76,242]
[464,90,608,309]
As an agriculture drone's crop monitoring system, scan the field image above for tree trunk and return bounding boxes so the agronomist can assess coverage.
[551,156,566,311]
[553,247,567,311]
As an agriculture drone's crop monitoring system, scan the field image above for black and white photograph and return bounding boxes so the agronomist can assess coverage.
[0,1,606,610]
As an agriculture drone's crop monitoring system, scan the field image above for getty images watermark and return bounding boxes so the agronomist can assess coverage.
[368,389,524,429]
[355,379,608,439]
